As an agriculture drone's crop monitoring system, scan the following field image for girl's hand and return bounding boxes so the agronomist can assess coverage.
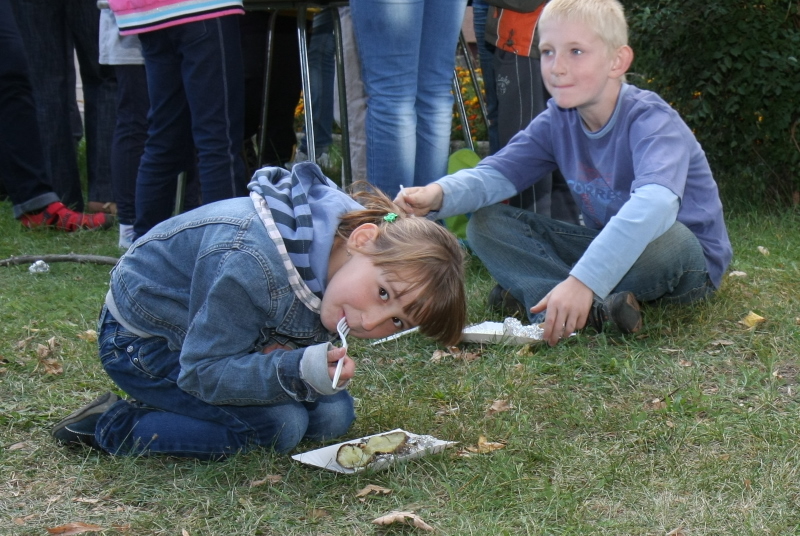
[327,346,355,387]
[393,184,444,216]
[530,276,594,346]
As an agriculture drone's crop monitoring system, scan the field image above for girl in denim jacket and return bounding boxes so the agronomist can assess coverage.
[52,163,466,460]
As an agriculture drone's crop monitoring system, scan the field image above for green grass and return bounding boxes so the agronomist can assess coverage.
[1,199,799,535]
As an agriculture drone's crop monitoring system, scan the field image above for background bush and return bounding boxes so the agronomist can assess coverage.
[622,0,800,204]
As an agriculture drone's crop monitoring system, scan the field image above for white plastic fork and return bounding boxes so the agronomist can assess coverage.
[331,317,350,388]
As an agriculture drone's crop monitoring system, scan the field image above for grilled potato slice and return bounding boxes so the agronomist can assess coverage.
[336,444,373,469]
[335,432,409,469]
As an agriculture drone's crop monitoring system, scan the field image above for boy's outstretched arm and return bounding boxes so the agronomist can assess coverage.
[394,184,444,217]
[531,275,595,346]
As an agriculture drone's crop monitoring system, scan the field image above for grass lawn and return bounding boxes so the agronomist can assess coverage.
[1,198,798,535]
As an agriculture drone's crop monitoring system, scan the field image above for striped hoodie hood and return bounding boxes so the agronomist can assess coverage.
[248,163,361,312]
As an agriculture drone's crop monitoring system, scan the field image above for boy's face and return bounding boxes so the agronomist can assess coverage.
[320,248,422,340]
[538,17,627,128]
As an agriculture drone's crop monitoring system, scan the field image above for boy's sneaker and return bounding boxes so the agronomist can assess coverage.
[587,291,642,334]
[51,392,120,450]
[20,201,114,232]
[487,284,529,319]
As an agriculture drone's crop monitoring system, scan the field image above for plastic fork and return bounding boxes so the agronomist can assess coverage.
[331,317,350,388]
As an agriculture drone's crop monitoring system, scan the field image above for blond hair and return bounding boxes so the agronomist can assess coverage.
[540,0,628,54]
[336,182,467,346]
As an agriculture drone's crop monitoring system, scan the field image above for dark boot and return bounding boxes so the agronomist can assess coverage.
[487,284,528,319]
[587,291,642,334]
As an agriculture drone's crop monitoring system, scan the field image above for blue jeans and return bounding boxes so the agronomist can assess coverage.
[351,0,467,196]
[9,0,115,211]
[0,0,60,217]
[135,15,246,237]
[298,8,335,155]
[112,65,200,227]
[95,307,355,459]
[471,0,499,155]
[467,204,715,324]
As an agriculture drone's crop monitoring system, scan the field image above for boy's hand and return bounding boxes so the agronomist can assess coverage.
[531,276,594,346]
[327,346,354,387]
[393,184,444,216]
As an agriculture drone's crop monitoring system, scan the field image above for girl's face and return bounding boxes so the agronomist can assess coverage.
[320,225,423,340]
[320,251,422,339]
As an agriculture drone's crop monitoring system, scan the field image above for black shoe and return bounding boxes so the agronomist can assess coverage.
[587,292,642,334]
[487,284,528,319]
[51,392,120,449]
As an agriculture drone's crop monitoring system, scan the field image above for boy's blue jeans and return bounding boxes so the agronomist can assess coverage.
[94,307,355,460]
[467,204,715,324]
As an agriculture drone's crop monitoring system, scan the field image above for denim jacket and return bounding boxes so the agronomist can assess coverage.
[106,165,361,406]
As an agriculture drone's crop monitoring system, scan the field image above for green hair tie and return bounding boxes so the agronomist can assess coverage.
[383,212,398,223]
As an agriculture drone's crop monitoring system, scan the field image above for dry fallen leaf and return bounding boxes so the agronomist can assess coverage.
[16,335,34,349]
[182,530,190,536]
[41,358,63,375]
[46,522,104,535]
[248,474,282,487]
[430,347,480,363]
[740,311,766,329]
[307,509,330,520]
[728,270,747,277]
[37,343,51,359]
[666,528,686,536]
[486,399,512,416]
[678,359,693,367]
[430,349,450,363]
[464,435,506,454]
[355,484,392,498]
[372,511,434,531]
[77,330,97,342]
[757,246,770,256]
[710,339,735,346]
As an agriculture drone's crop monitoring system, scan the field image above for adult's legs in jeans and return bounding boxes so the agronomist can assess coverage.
[136,17,244,236]
[470,0,499,155]
[135,30,195,236]
[351,0,466,195]
[468,204,714,324]
[112,65,149,227]
[352,0,422,194]
[414,0,467,187]
[9,0,83,209]
[96,309,355,458]
[67,0,116,206]
[0,0,59,216]
[181,16,246,200]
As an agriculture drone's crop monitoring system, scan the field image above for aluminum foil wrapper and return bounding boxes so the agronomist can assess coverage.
[28,260,50,274]
[503,318,544,340]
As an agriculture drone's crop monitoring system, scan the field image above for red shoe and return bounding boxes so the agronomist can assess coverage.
[19,201,114,232]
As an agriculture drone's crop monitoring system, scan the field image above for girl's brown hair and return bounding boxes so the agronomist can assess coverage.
[336,182,467,346]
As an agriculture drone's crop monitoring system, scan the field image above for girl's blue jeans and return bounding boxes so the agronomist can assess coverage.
[94,307,355,460]
[467,204,715,324]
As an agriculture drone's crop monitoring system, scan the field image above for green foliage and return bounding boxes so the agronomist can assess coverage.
[623,0,800,202]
